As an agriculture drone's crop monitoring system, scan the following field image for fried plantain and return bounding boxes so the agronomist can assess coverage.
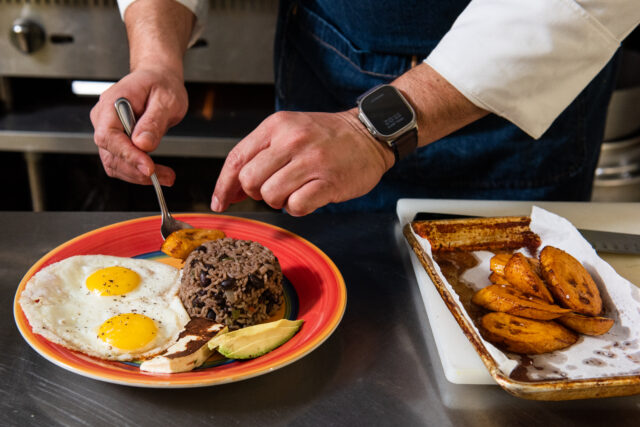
[504,253,554,303]
[480,312,578,354]
[528,257,542,275]
[557,312,614,336]
[489,272,511,286]
[472,284,571,320]
[489,253,512,277]
[539,246,603,316]
[161,228,226,260]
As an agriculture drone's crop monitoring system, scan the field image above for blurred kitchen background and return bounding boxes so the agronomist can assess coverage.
[0,0,639,212]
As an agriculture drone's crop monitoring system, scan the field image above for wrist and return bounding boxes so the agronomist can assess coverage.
[129,38,186,80]
[130,57,185,82]
[339,108,396,171]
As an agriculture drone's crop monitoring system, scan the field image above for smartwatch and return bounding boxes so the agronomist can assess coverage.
[357,84,418,162]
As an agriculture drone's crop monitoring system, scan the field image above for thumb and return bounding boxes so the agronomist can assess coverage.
[130,98,176,153]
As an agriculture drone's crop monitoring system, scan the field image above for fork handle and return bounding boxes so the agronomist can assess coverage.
[150,173,172,223]
[113,97,173,222]
[114,98,136,138]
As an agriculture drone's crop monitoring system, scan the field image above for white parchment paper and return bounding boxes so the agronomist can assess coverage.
[411,206,640,380]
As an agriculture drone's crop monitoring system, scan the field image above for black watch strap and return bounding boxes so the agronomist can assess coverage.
[390,127,418,162]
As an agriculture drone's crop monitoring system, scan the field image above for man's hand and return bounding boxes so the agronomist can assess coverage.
[211,109,396,216]
[90,68,188,185]
[90,0,194,186]
[212,63,488,215]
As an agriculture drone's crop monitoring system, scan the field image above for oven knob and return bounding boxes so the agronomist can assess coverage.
[10,18,45,54]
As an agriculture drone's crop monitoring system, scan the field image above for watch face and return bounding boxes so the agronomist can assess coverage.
[360,85,415,138]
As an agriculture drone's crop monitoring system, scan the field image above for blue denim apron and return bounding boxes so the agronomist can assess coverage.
[273,0,619,212]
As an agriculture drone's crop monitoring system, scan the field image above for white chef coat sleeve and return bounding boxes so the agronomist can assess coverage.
[424,0,640,139]
[116,0,208,47]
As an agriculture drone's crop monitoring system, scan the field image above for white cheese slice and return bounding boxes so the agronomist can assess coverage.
[140,318,227,374]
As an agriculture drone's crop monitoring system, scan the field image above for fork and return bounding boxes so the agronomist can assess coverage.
[114,97,193,240]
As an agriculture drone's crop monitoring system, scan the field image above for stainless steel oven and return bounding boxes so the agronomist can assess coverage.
[0,0,278,211]
[592,44,640,203]
[2,2,639,210]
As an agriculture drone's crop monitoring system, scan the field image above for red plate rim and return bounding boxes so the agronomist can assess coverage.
[13,213,347,388]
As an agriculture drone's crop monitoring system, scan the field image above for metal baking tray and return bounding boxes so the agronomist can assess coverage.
[403,214,640,400]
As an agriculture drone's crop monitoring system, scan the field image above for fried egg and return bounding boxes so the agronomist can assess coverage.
[19,255,190,361]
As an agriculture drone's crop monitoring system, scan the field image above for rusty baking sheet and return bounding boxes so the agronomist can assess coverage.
[404,209,640,401]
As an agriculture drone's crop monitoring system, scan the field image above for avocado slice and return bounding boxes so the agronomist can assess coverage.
[207,319,303,359]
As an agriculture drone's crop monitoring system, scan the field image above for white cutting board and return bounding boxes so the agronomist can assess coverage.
[396,199,640,384]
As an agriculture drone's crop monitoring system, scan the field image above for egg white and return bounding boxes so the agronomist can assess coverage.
[20,255,190,361]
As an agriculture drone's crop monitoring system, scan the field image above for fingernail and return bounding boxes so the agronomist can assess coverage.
[137,164,150,176]
[141,131,154,140]
[211,195,221,212]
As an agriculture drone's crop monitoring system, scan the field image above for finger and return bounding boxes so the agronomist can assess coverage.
[98,149,176,186]
[96,126,156,174]
[89,102,104,129]
[131,90,185,153]
[238,145,292,201]
[151,164,177,186]
[212,122,275,211]
[284,179,334,216]
[98,148,150,184]
[95,124,178,185]
[210,188,248,212]
[93,96,151,184]
[258,160,310,210]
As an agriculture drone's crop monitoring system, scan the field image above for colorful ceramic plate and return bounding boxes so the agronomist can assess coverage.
[14,214,346,388]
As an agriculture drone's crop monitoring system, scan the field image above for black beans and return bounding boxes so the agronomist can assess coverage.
[260,290,273,303]
[191,297,204,308]
[206,309,216,320]
[199,271,211,287]
[220,278,235,289]
[214,292,225,303]
[196,245,207,253]
[248,274,264,290]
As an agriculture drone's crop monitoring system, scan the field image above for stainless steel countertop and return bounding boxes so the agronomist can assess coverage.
[2,211,639,426]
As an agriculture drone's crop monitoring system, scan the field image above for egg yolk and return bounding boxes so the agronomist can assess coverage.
[86,266,140,296]
[98,313,157,350]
